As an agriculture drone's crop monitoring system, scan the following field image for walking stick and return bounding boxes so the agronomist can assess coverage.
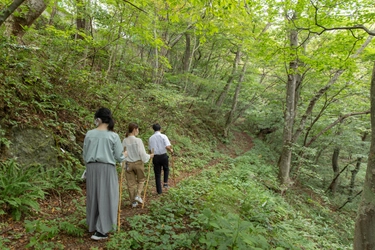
[142,148,154,209]
[117,161,125,232]
[172,153,176,186]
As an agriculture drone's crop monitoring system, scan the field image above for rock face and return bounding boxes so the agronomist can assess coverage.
[7,127,58,167]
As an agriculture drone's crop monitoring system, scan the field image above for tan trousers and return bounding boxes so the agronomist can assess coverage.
[125,160,145,203]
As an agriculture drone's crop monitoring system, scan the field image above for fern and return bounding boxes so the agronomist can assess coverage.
[59,221,84,237]
[0,160,47,220]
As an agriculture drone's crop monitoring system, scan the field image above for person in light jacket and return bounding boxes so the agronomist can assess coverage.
[83,107,125,240]
[122,123,154,208]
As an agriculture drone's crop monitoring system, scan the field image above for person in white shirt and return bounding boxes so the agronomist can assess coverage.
[148,123,173,194]
[122,123,154,208]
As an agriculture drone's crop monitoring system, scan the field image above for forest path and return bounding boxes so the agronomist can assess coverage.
[4,131,253,250]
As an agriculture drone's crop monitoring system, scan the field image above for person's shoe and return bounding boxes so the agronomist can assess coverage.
[163,183,169,188]
[134,196,143,204]
[91,231,108,240]
[132,201,138,208]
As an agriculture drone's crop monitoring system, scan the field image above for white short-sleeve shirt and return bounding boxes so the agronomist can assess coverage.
[148,131,171,155]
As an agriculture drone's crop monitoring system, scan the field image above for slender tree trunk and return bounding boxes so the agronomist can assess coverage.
[215,48,241,108]
[186,35,200,93]
[182,32,191,73]
[328,147,340,195]
[5,0,48,38]
[75,0,86,40]
[153,21,159,84]
[182,32,191,92]
[278,20,298,185]
[203,42,215,78]
[350,133,368,196]
[223,60,247,137]
[188,35,199,72]
[48,0,58,25]
[354,61,375,249]
[223,83,240,138]
[106,19,122,79]
[350,157,363,196]
[0,0,26,26]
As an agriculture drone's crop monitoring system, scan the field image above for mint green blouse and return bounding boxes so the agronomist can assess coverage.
[83,129,125,165]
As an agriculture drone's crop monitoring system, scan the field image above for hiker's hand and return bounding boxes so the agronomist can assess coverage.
[150,153,154,158]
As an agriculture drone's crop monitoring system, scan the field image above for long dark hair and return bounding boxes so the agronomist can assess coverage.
[94,107,115,131]
[126,123,138,137]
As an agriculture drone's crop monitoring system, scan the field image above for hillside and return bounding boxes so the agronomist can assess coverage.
[0,45,358,248]
[2,131,255,249]
[2,0,373,247]
[0,117,355,249]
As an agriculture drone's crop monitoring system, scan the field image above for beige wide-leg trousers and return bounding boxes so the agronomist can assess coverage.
[125,160,145,203]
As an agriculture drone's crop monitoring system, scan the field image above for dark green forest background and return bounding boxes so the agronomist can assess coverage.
[1,0,375,249]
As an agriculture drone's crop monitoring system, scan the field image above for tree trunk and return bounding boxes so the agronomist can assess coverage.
[48,0,58,25]
[75,0,86,40]
[153,20,159,84]
[350,157,363,196]
[278,20,298,185]
[328,147,340,195]
[353,61,375,249]
[5,0,48,38]
[0,0,27,26]
[223,60,247,137]
[182,32,191,73]
[224,83,240,138]
[215,48,241,108]
[350,133,368,196]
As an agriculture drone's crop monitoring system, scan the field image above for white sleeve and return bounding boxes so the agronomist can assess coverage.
[137,138,151,163]
[164,135,171,147]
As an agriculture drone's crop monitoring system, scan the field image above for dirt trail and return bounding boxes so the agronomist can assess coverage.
[2,131,253,250]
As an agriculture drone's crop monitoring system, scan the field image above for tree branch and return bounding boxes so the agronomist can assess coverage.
[309,0,375,36]
[122,0,148,14]
[306,110,371,147]
[325,159,357,193]
[0,0,27,26]
[338,190,363,210]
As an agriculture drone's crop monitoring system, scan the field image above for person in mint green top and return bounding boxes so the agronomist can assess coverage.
[83,107,125,241]
[83,129,125,165]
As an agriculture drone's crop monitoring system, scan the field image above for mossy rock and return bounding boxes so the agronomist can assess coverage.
[7,127,58,168]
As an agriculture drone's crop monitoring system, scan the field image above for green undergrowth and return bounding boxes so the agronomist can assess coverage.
[0,159,83,221]
[0,37,355,249]
[108,142,353,250]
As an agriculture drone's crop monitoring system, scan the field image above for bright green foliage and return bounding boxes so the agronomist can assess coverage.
[1,0,374,248]
[0,160,46,221]
[25,218,84,249]
[198,209,270,249]
[108,140,353,249]
[0,158,84,222]
[38,162,82,194]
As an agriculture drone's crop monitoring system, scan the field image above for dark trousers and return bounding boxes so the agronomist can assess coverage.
[153,154,169,194]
